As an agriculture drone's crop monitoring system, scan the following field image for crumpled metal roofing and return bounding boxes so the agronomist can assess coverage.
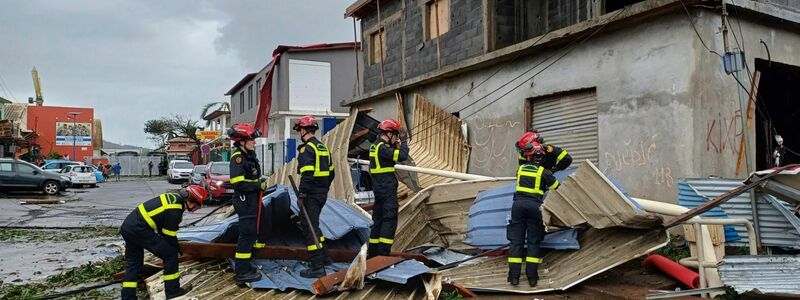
[463,181,579,249]
[396,161,668,293]
[677,179,741,242]
[718,255,800,295]
[244,259,350,291]
[683,178,800,249]
[371,259,431,284]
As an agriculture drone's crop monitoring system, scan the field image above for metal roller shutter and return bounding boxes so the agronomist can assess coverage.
[531,89,599,164]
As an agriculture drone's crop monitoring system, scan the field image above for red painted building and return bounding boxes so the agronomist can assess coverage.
[27,106,94,161]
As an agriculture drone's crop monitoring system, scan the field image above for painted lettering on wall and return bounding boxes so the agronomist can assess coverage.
[471,111,521,175]
[706,110,743,155]
[603,136,674,188]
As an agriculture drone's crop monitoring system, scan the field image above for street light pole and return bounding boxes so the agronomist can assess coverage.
[67,112,81,161]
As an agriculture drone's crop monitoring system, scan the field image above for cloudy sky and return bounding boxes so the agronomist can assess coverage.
[0,0,357,147]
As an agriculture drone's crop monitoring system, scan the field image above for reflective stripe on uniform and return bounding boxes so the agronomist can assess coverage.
[526,257,542,263]
[369,238,380,244]
[516,165,545,195]
[138,194,183,231]
[235,252,251,259]
[253,243,265,249]
[307,244,320,251]
[231,151,241,158]
[161,228,177,236]
[230,175,259,183]
[507,257,523,263]
[556,150,568,163]
[548,180,559,190]
[163,272,180,281]
[392,149,400,162]
[320,236,325,242]
[122,281,137,288]
[369,142,395,174]
[379,237,394,245]
[301,142,332,177]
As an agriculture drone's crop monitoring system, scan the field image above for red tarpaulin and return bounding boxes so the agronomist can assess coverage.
[253,43,359,137]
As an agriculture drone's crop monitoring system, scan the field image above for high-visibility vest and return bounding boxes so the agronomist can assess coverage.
[299,142,334,177]
[369,141,400,174]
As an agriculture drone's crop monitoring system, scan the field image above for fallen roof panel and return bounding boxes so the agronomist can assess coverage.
[441,227,668,293]
[678,179,741,242]
[371,259,431,284]
[718,255,800,295]
[245,259,350,292]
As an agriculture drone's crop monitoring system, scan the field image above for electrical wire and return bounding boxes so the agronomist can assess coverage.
[0,71,16,101]
[678,0,723,58]
[409,6,629,146]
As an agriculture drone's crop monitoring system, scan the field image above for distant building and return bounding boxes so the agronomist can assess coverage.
[26,105,94,161]
[167,137,195,161]
[226,43,361,174]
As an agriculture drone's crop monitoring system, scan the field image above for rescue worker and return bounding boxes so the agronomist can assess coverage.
[293,116,336,278]
[120,185,208,300]
[516,130,572,172]
[367,119,409,258]
[508,133,560,287]
[227,123,267,283]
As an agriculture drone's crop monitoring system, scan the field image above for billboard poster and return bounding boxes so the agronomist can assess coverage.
[56,122,92,146]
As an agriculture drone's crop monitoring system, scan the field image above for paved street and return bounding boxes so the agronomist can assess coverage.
[0,178,229,283]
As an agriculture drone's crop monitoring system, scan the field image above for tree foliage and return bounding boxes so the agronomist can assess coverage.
[143,115,204,148]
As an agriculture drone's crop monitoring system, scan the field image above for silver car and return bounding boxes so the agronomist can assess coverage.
[190,165,207,185]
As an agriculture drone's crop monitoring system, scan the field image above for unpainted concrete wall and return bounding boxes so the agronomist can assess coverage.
[690,7,800,177]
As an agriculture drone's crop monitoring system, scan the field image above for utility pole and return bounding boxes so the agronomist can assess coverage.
[68,112,81,161]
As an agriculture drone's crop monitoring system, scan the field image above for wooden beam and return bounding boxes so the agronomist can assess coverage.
[178,241,428,263]
[736,70,761,176]
[663,166,791,227]
[443,282,477,298]
[312,256,404,295]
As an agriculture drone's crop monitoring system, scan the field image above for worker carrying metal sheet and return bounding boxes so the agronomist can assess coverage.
[227,123,268,284]
[508,132,560,287]
[367,119,409,258]
[293,116,336,278]
[119,185,208,300]
[516,129,573,172]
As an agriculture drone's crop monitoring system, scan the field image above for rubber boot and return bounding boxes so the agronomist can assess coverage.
[165,284,193,299]
[508,262,521,286]
[235,269,262,283]
[322,246,333,266]
[301,254,326,278]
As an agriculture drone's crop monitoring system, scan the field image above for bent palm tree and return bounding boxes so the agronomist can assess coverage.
[200,101,231,127]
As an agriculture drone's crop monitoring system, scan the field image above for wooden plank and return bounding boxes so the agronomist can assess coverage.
[311,256,404,295]
[178,241,428,263]
[736,70,761,176]
[664,166,790,228]
[442,282,477,298]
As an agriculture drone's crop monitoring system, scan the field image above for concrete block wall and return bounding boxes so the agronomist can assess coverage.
[361,0,484,92]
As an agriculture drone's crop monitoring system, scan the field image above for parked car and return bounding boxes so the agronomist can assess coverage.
[41,160,82,173]
[202,162,232,202]
[190,165,207,185]
[59,165,98,188]
[0,158,72,195]
[167,160,194,184]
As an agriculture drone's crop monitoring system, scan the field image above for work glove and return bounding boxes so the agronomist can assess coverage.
[398,128,409,142]
[260,177,268,191]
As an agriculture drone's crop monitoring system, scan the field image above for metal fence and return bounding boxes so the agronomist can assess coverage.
[103,156,162,176]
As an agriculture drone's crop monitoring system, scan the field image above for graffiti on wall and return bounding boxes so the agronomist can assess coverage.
[706,110,743,155]
[471,111,521,175]
[602,135,674,188]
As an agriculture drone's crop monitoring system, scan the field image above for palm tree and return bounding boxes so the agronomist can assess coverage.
[200,101,231,127]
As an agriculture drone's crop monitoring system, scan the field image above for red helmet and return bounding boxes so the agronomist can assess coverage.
[378,119,401,133]
[517,132,545,157]
[185,185,208,205]
[528,129,544,144]
[227,123,260,142]
[292,115,319,132]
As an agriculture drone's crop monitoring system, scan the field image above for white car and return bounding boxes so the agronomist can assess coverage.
[59,165,98,188]
[167,160,194,184]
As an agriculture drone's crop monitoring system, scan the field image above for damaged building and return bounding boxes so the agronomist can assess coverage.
[343,0,800,203]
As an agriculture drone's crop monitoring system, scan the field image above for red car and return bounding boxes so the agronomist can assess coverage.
[202,161,233,202]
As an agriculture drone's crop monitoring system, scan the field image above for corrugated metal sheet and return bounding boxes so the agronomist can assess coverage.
[677,180,741,242]
[267,108,359,204]
[532,89,598,164]
[371,260,431,284]
[2,103,26,122]
[396,161,668,293]
[397,94,470,199]
[245,259,350,291]
[684,178,800,249]
[408,246,472,265]
[442,228,668,293]
[543,160,662,229]
[718,255,800,295]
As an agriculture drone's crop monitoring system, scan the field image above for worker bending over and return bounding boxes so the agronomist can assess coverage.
[508,132,560,287]
[119,185,208,299]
